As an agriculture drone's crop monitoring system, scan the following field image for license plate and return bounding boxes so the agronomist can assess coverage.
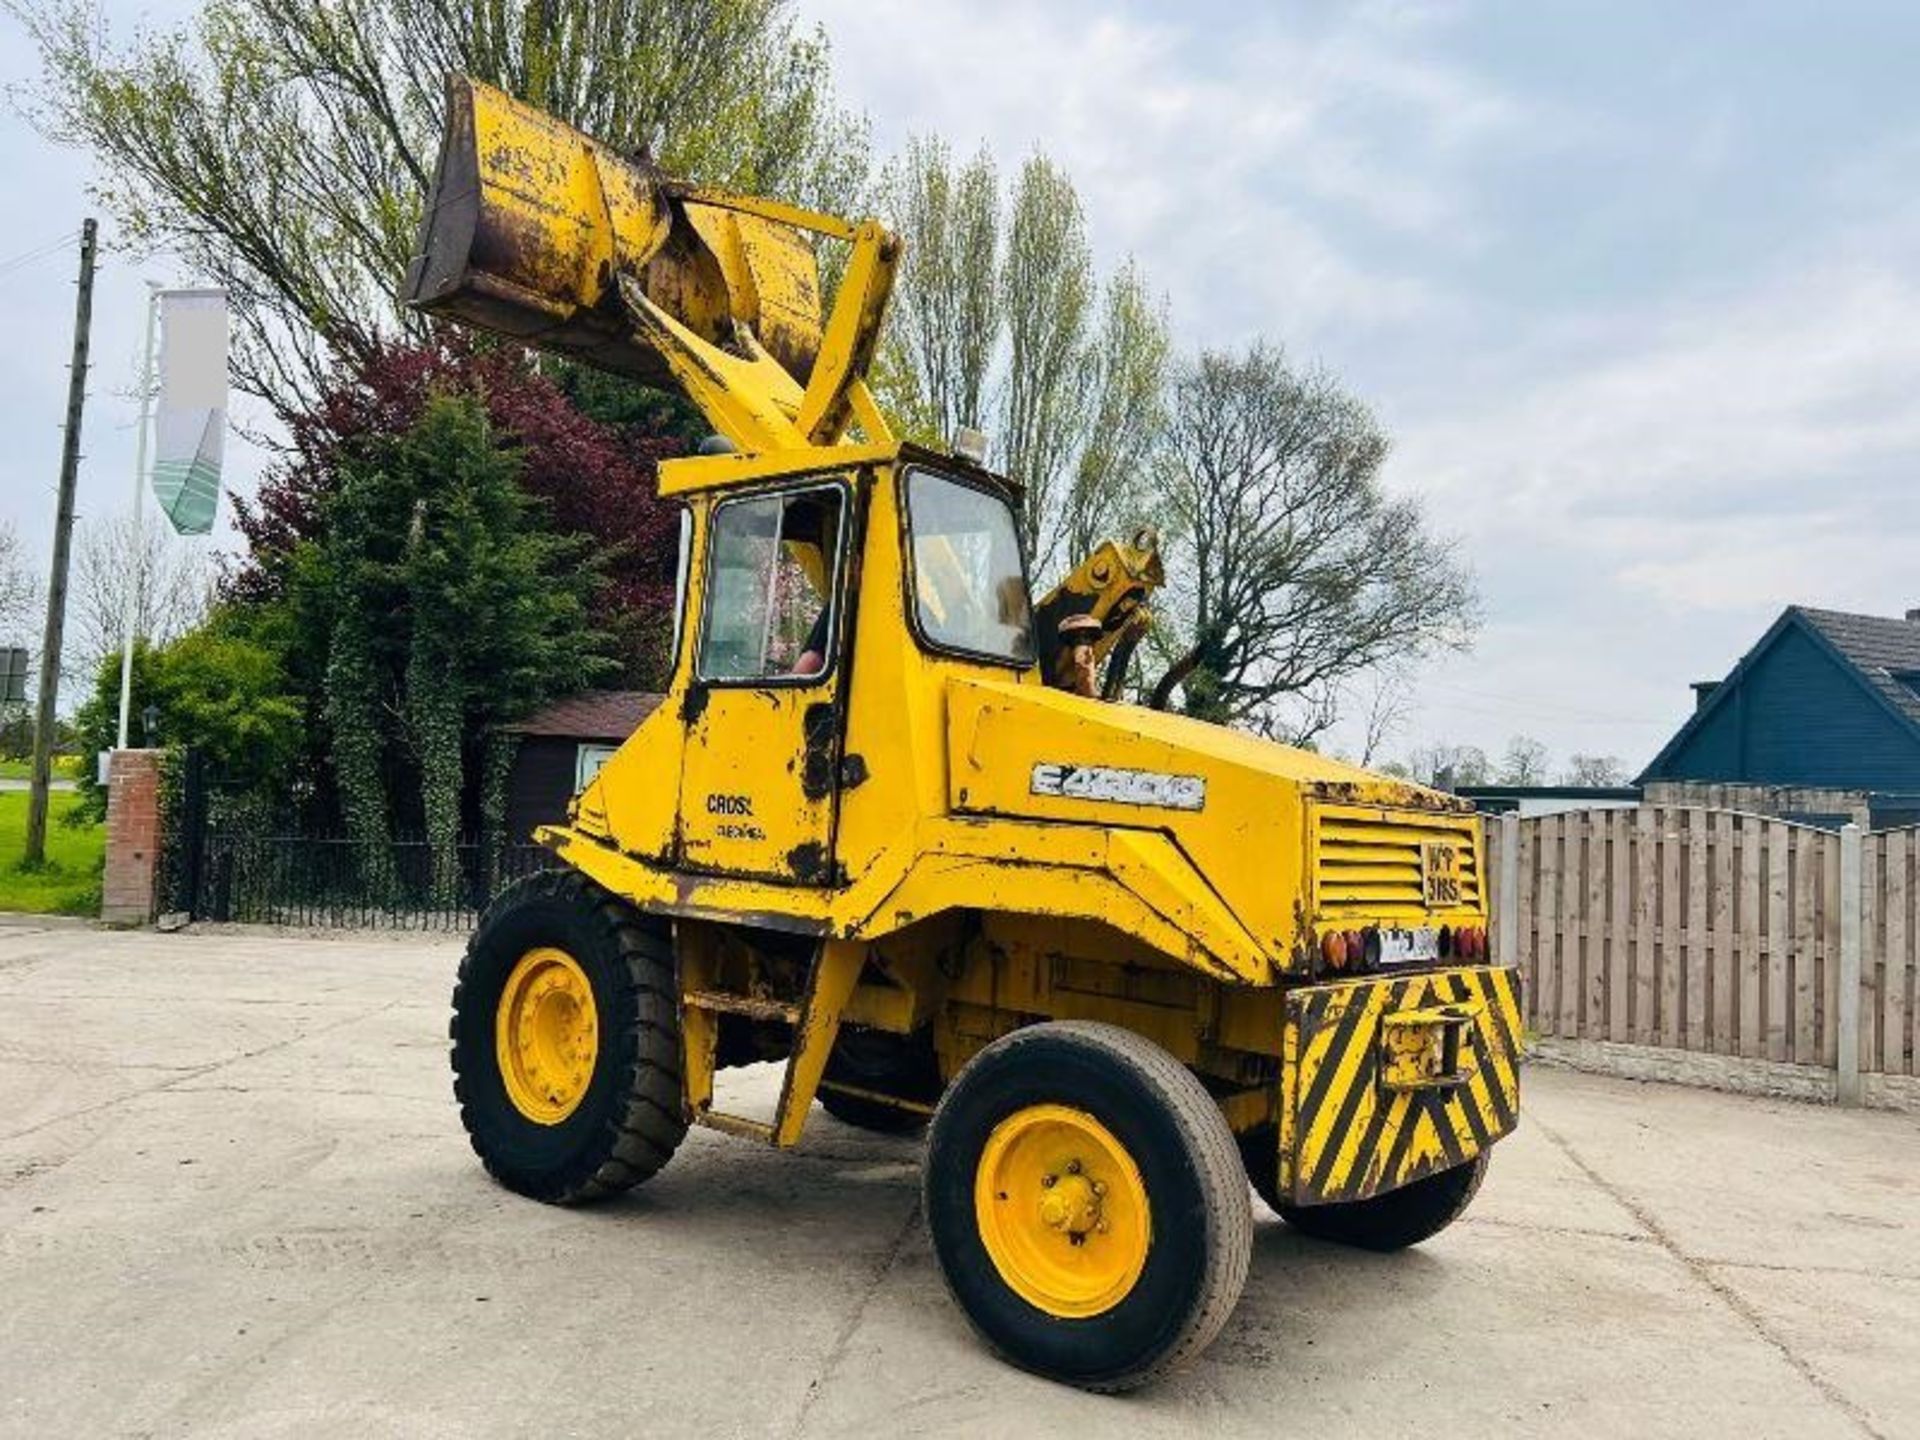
[1421,841,1463,907]
[1376,926,1440,965]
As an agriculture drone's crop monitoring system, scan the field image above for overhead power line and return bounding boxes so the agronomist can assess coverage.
[0,230,83,280]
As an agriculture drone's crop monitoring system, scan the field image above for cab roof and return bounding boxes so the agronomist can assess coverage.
[656,439,1022,500]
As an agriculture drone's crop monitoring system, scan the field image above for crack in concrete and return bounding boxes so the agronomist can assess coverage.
[785,1196,921,1440]
[0,1000,400,1146]
[1531,1111,1889,1440]
[1700,1256,1920,1286]
[0,991,392,1008]
[1458,1213,1654,1245]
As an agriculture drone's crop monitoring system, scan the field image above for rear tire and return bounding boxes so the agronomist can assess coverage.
[924,1022,1251,1391]
[450,870,686,1204]
[818,1026,943,1135]
[1272,1154,1488,1252]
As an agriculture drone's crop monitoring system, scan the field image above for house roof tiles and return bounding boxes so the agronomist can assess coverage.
[504,689,663,741]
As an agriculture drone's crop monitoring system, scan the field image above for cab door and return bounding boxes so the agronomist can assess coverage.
[677,479,853,885]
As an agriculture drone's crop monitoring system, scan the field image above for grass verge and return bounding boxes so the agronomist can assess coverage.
[0,791,104,915]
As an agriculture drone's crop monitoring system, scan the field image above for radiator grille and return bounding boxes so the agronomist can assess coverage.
[1312,806,1483,917]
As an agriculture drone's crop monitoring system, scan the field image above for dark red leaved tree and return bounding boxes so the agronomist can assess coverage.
[229,339,686,685]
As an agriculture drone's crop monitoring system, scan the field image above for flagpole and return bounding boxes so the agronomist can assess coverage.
[116,282,159,751]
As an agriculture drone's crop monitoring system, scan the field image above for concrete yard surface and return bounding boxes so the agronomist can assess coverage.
[1,921,1916,1439]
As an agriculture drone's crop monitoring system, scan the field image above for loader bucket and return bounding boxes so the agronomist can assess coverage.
[403,75,825,387]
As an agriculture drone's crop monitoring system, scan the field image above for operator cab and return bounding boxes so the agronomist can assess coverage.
[662,450,1039,886]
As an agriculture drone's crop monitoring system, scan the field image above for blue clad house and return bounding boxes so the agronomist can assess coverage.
[1637,606,1920,830]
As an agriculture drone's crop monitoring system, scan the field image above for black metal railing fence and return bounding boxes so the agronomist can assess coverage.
[182,826,559,930]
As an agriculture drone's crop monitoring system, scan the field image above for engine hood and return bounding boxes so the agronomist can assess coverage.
[942,675,1475,961]
[944,675,1466,822]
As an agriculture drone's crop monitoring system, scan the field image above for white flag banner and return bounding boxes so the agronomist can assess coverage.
[152,290,228,535]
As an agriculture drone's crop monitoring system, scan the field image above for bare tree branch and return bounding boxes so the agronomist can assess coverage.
[69,510,214,674]
[1147,342,1479,737]
[0,521,39,650]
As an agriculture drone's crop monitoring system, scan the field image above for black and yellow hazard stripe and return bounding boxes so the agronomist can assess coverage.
[1282,966,1522,1207]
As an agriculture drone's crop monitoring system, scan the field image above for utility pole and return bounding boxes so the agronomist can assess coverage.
[24,219,97,867]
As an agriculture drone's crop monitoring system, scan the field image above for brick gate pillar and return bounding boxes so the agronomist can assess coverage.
[102,749,164,926]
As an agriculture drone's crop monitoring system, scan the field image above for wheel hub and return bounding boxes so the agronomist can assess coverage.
[1038,1172,1101,1236]
[495,947,598,1124]
[975,1104,1151,1318]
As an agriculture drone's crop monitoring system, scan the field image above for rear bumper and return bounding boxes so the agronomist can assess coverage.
[1280,965,1523,1207]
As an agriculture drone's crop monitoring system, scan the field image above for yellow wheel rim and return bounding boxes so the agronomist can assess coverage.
[495,947,599,1125]
[974,1104,1152,1319]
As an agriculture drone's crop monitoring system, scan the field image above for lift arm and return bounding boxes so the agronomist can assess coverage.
[403,75,898,453]
[1033,529,1166,700]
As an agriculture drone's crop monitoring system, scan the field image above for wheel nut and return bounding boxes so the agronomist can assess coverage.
[1041,1174,1056,1189]
[1065,1159,1081,1175]
[1091,1180,1106,1196]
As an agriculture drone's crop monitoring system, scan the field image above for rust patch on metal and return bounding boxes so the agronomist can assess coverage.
[785,840,844,887]
[800,702,839,801]
[838,752,869,791]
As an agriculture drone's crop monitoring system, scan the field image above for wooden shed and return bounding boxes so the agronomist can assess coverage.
[502,690,662,842]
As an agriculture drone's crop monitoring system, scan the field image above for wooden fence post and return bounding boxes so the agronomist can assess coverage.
[1497,810,1521,969]
[1837,822,1863,1106]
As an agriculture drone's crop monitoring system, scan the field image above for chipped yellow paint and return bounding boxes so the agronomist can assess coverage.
[405,77,899,458]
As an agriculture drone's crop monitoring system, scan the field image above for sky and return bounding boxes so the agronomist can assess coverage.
[3,0,1918,776]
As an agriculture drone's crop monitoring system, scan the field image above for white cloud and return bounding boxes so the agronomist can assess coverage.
[806,0,1507,340]
[804,0,1920,775]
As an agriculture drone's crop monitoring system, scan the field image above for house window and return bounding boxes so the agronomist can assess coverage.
[575,743,618,791]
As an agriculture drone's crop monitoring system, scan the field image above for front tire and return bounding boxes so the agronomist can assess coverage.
[924,1022,1252,1391]
[450,871,686,1204]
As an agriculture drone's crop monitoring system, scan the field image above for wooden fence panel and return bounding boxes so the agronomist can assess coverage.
[1686,809,1709,1050]
[1517,819,1537,1028]
[1632,808,1658,1045]
[1737,813,1764,1059]
[1792,827,1819,1066]
[1659,809,1683,1048]
[1861,831,1881,1074]
[1710,811,1735,1054]
[1608,810,1633,1042]
[1539,813,1561,1034]
[1765,821,1792,1063]
[1584,813,1608,1035]
[1482,805,1907,1072]
[1561,813,1585,1037]
[1886,831,1914,1078]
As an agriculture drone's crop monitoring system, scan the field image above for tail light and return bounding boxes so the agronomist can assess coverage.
[1320,930,1349,970]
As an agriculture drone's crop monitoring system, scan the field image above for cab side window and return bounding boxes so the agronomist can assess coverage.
[698,487,845,681]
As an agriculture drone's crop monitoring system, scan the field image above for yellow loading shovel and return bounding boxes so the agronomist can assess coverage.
[1281,967,1523,1207]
